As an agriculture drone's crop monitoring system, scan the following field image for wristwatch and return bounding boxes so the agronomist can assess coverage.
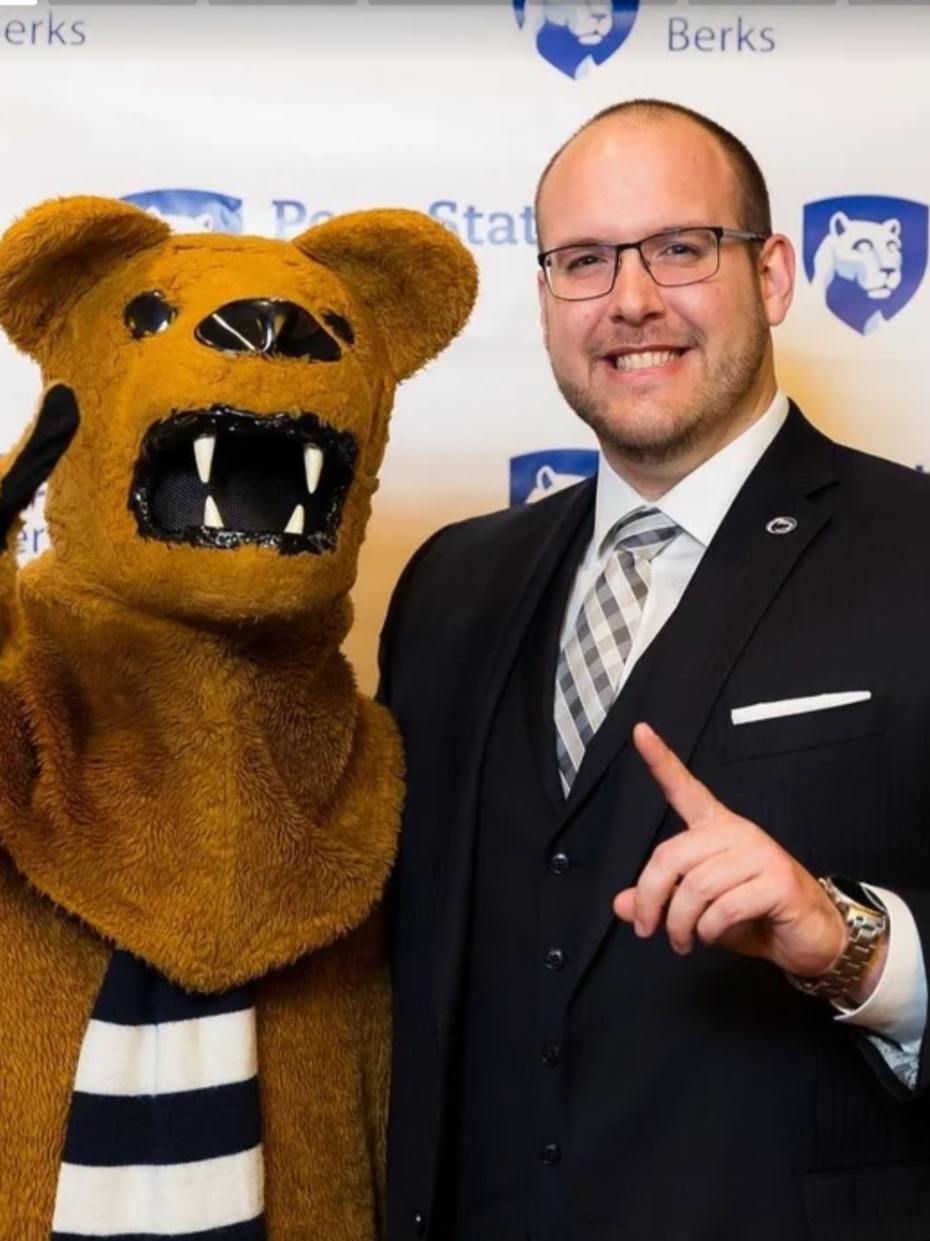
[787,878,888,1005]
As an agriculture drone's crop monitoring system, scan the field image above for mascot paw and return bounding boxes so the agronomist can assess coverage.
[0,384,78,548]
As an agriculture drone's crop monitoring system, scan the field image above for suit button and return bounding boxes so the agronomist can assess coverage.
[414,1212,426,1236]
[541,1042,562,1067]
[539,1142,562,1166]
[549,852,571,875]
[544,948,564,971]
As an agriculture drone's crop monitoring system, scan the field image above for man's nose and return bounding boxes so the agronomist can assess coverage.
[195,299,341,362]
[604,250,665,323]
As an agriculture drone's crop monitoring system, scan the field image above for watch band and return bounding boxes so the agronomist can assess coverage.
[788,877,888,1004]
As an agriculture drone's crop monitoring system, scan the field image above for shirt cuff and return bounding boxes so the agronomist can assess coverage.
[833,884,927,1047]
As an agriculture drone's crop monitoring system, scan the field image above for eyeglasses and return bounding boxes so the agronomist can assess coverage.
[537,226,771,301]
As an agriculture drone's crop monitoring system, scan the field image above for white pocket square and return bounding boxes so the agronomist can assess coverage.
[730,691,872,726]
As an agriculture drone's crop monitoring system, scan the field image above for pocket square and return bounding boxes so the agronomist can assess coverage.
[730,691,872,726]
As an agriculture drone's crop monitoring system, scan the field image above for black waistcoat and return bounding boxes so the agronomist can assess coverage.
[442,521,641,1241]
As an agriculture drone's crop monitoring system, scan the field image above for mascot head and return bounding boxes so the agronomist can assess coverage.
[0,197,476,623]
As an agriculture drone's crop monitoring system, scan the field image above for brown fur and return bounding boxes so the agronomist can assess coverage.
[0,197,477,1236]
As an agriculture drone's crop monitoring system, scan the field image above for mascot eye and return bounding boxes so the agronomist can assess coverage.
[125,292,177,340]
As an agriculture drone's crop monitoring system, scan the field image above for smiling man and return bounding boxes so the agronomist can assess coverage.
[380,101,930,1241]
[536,104,784,495]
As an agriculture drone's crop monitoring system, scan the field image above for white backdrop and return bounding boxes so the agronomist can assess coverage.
[0,0,925,688]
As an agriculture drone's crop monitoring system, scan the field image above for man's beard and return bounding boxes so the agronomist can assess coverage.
[553,306,770,467]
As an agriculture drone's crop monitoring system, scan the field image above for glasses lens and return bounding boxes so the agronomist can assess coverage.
[545,245,617,299]
[642,229,718,287]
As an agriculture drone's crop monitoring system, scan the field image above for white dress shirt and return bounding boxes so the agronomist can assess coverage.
[563,392,926,1079]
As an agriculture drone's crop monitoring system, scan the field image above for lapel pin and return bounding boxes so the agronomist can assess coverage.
[766,516,797,536]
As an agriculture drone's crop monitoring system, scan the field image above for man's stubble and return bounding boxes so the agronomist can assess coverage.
[553,300,771,468]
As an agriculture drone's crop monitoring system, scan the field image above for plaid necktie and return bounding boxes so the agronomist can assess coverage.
[554,506,680,794]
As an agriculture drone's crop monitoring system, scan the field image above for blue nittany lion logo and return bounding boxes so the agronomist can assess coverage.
[804,196,928,335]
[121,189,244,235]
[513,0,639,79]
[510,449,598,506]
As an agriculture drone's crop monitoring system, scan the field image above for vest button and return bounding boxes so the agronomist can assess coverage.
[541,1042,562,1067]
[539,1142,562,1166]
[544,948,565,971]
[414,1212,426,1236]
[549,852,571,875]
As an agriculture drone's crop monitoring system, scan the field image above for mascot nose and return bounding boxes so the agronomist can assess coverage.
[195,299,341,362]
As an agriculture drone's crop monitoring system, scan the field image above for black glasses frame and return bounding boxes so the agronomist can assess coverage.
[537,226,771,301]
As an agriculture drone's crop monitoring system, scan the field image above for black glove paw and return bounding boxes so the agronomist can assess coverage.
[0,384,79,550]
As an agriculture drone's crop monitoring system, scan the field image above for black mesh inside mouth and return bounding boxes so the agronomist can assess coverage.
[130,407,357,556]
[149,443,207,533]
[211,432,306,533]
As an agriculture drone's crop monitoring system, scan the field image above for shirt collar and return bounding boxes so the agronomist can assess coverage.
[593,392,791,554]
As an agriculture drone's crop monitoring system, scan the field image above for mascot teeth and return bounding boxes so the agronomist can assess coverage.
[194,435,216,485]
[129,406,355,556]
[305,445,324,495]
[285,505,305,536]
[204,496,224,529]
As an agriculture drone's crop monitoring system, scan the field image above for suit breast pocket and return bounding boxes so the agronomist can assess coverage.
[723,693,886,762]
[716,692,890,870]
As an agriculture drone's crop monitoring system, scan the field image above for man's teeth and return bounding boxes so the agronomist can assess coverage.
[614,349,680,372]
[285,505,305,536]
[194,434,216,484]
[305,446,324,495]
[204,496,224,529]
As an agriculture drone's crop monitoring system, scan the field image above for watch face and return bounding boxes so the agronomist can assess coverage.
[827,876,882,916]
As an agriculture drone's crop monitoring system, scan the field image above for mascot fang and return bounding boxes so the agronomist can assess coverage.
[0,196,476,1240]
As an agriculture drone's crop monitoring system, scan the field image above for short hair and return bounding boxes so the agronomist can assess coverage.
[534,99,772,244]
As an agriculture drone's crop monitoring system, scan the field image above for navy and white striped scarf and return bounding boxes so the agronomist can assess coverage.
[51,949,266,1240]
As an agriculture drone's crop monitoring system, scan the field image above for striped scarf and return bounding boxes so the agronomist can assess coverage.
[51,949,266,1240]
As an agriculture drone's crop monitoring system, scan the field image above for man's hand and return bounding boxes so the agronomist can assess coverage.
[613,723,886,1000]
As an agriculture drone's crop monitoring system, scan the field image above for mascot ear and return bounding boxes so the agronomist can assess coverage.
[292,209,478,382]
[0,196,169,359]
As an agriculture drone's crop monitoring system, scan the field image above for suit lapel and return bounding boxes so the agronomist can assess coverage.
[567,407,840,985]
[432,480,595,1031]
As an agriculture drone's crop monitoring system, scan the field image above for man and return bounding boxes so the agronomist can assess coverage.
[379,100,930,1241]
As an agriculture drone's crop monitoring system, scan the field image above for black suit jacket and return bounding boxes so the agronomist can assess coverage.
[379,408,930,1241]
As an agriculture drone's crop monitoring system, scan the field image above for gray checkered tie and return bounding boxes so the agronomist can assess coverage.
[554,506,680,794]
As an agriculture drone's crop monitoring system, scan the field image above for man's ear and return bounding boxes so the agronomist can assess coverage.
[0,196,169,360]
[293,209,478,382]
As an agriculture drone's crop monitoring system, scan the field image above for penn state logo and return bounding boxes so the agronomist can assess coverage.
[121,189,244,235]
[512,0,639,79]
[803,196,928,335]
[510,449,598,506]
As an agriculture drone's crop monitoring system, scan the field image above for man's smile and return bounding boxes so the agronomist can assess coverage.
[609,347,688,372]
[596,345,692,379]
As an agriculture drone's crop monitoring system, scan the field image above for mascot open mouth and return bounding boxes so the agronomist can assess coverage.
[130,407,357,555]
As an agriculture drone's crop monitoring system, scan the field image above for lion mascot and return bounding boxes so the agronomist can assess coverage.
[0,196,476,1240]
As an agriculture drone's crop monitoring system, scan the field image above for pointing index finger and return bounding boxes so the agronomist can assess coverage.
[633,721,721,828]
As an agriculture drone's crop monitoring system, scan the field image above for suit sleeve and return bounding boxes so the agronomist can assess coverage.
[375,523,455,961]
[375,523,452,711]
